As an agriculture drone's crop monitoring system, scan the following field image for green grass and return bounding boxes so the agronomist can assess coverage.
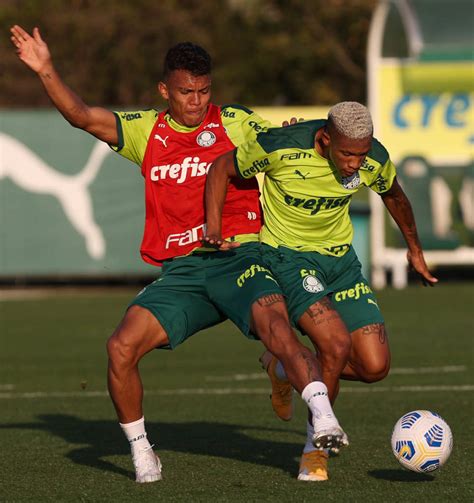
[1,283,473,501]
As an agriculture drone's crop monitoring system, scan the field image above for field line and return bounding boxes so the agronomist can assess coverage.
[205,365,467,382]
[0,384,473,399]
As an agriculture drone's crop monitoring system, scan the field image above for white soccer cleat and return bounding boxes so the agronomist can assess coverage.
[132,445,163,483]
[312,415,349,451]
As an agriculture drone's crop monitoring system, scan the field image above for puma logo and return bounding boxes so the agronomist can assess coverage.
[295,170,309,180]
[154,134,169,148]
[0,132,109,259]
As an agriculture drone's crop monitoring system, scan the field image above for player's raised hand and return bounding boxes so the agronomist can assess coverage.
[10,26,51,73]
[407,249,438,287]
[202,234,241,251]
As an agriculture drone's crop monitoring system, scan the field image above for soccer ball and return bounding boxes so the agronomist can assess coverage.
[391,410,453,473]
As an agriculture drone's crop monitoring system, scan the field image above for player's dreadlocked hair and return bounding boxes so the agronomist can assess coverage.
[163,42,212,79]
[328,101,373,140]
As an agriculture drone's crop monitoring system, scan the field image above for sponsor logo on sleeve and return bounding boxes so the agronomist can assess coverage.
[242,157,270,177]
[248,120,267,133]
[375,174,389,192]
[121,112,142,121]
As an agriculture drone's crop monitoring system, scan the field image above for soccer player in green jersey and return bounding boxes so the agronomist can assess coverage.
[204,101,437,481]
[10,25,349,483]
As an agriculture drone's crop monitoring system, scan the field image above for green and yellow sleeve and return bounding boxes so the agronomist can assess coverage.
[233,137,277,179]
[368,158,397,194]
[110,109,158,166]
[221,104,275,147]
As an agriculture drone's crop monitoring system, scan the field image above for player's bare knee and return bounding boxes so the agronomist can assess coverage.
[106,331,139,367]
[332,334,351,362]
[359,358,390,383]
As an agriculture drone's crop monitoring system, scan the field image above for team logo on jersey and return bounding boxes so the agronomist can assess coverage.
[341,172,360,189]
[196,131,216,147]
[302,275,324,293]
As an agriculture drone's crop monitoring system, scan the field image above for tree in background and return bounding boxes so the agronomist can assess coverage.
[1,0,375,107]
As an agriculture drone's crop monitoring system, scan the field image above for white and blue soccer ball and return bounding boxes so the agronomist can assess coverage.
[391,410,453,473]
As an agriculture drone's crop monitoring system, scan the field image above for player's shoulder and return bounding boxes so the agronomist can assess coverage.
[220,103,255,117]
[367,137,390,166]
[257,119,325,153]
[114,109,159,124]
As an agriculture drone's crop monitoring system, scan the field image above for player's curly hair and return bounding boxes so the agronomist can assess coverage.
[163,42,211,79]
[328,101,373,139]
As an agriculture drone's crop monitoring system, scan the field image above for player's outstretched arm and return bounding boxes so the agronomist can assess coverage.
[203,150,241,251]
[10,25,117,145]
[381,178,438,286]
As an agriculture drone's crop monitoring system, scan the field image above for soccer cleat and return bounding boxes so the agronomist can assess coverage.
[298,450,329,481]
[132,445,163,483]
[312,416,349,451]
[259,350,294,421]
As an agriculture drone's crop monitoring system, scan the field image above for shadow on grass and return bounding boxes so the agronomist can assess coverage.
[1,414,303,480]
[368,469,435,482]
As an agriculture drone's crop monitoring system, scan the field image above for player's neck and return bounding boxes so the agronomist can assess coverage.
[164,112,201,133]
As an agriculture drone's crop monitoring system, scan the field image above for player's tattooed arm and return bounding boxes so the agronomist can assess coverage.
[381,178,438,287]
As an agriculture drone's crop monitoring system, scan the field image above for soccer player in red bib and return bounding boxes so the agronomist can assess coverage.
[11,25,349,483]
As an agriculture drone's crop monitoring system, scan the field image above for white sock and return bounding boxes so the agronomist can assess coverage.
[275,360,288,381]
[301,381,334,420]
[120,416,152,453]
[303,421,330,455]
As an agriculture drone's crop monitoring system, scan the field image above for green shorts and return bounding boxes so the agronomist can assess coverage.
[130,242,282,349]
[261,244,384,333]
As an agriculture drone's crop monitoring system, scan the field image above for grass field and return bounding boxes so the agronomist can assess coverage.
[1,283,473,502]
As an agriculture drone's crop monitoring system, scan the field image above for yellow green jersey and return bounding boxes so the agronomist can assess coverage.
[111,104,273,166]
[234,119,396,256]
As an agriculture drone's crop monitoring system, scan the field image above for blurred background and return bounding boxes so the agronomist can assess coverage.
[0,0,473,287]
